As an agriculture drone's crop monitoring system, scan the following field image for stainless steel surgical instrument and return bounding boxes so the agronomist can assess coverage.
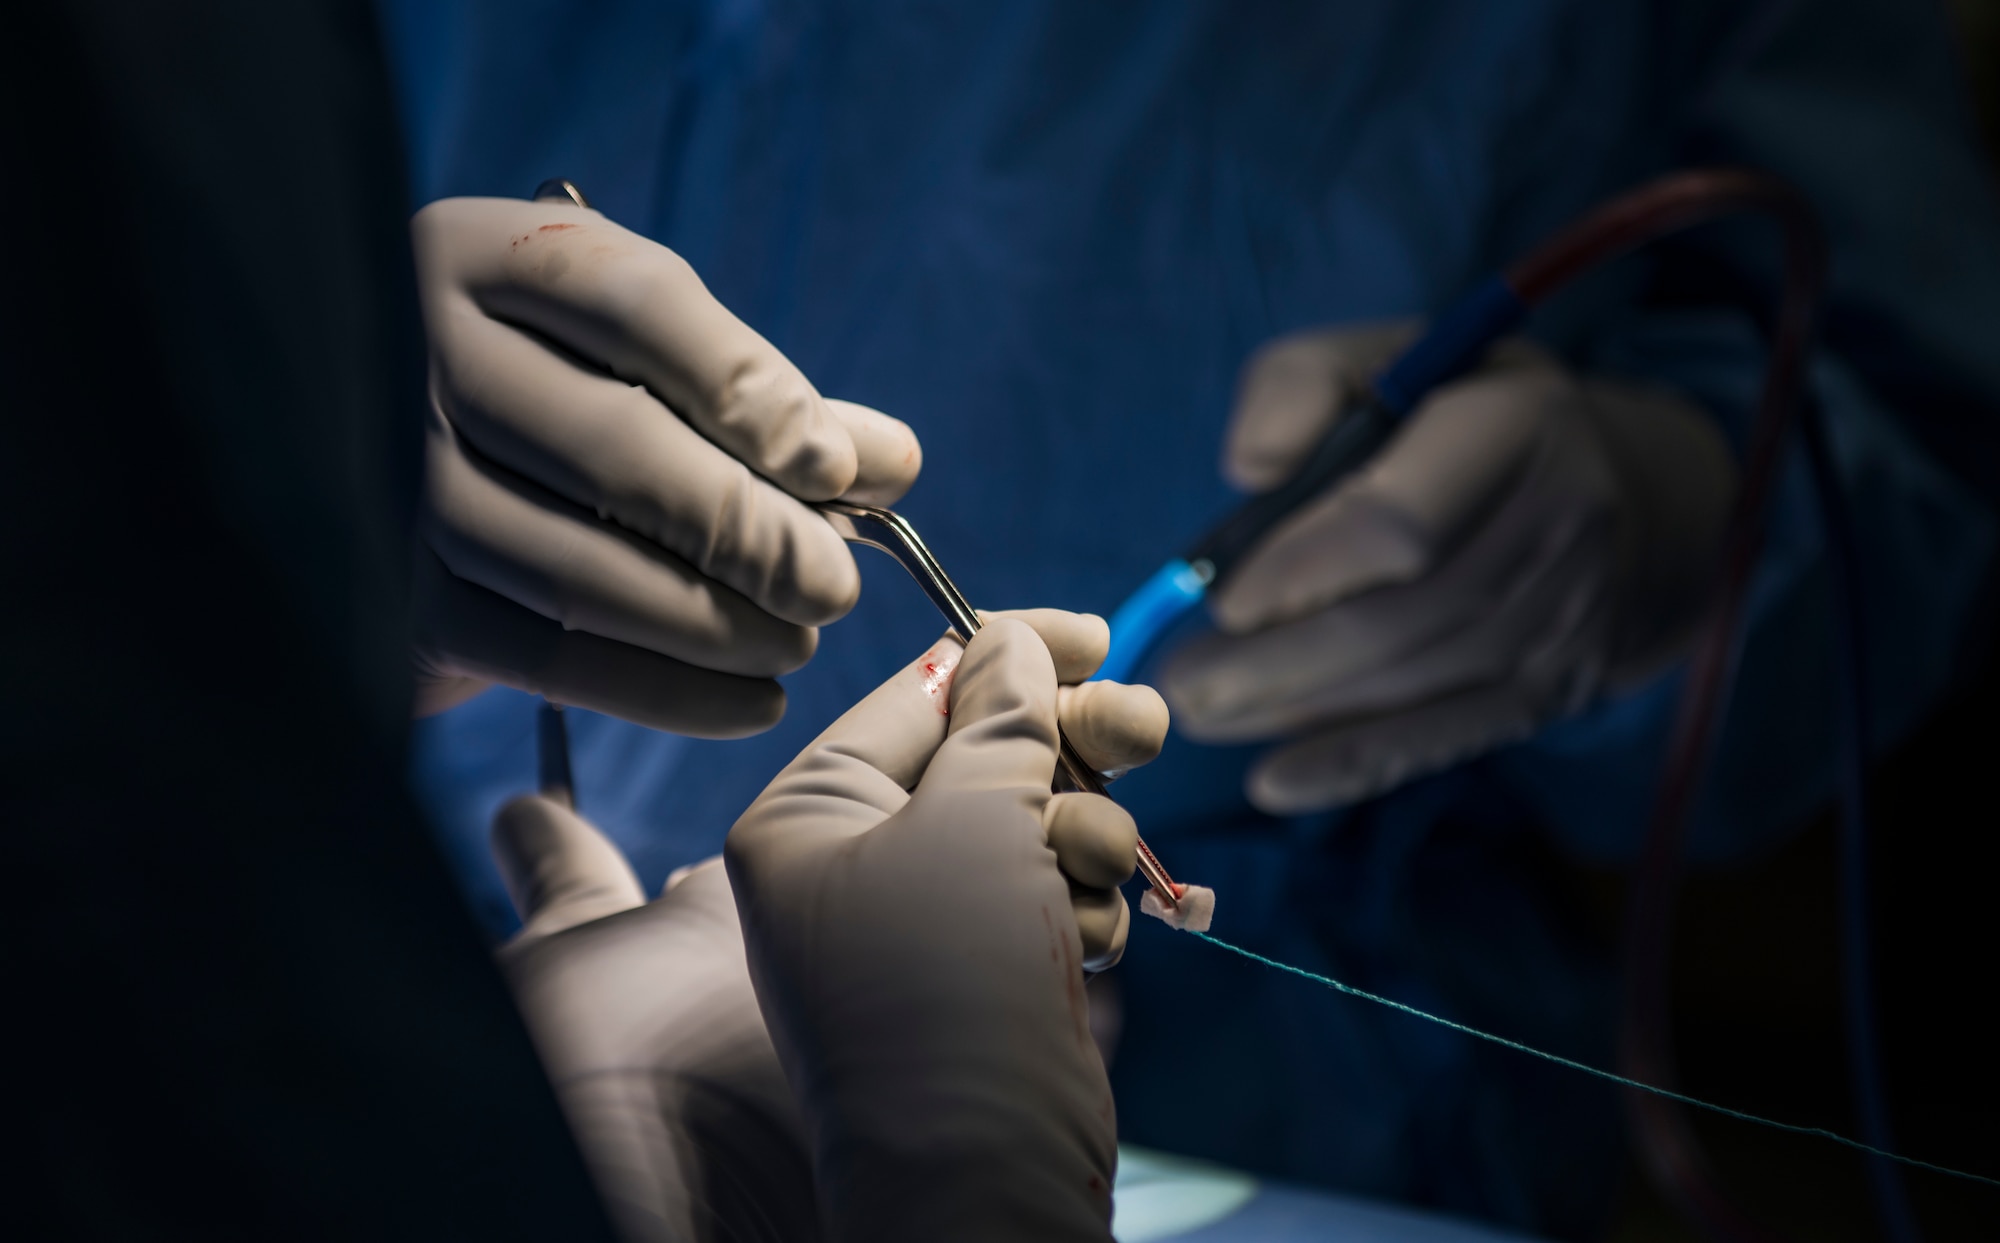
[819,500,1184,911]
[526,174,1181,911]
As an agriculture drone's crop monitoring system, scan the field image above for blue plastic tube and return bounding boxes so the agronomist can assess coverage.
[1094,275,1527,682]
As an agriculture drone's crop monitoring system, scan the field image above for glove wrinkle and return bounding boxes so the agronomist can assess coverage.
[418,199,860,502]
[433,303,862,629]
[421,409,816,679]
[707,354,855,502]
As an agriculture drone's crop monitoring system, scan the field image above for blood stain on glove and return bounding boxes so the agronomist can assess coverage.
[918,647,960,713]
[511,223,580,250]
[1141,883,1215,932]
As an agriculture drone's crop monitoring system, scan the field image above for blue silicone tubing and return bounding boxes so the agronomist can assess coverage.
[1095,275,1526,682]
[1095,559,1211,684]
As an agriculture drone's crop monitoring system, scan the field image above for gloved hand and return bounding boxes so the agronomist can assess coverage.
[1163,322,1736,815]
[493,808,819,1243]
[498,611,1163,1242]
[409,195,921,735]
[727,612,1168,1243]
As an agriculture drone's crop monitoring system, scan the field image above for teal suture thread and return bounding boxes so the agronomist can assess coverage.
[1188,931,2000,1191]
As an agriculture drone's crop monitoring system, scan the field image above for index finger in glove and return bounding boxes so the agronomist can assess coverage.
[976,608,1108,683]
[1167,469,1608,742]
[1212,339,1569,634]
[422,408,817,678]
[492,795,646,943]
[976,609,1168,776]
[429,305,863,626]
[1058,682,1167,777]
[827,398,923,507]
[893,606,1170,782]
[414,197,858,500]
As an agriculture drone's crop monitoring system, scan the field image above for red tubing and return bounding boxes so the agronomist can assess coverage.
[1515,169,1827,1242]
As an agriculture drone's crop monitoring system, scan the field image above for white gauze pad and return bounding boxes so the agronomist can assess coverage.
[1141,883,1215,933]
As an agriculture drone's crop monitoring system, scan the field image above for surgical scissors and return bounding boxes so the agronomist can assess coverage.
[820,501,1183,911]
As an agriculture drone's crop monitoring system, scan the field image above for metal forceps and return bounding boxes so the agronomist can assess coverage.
[819,501,1183,911]
[524,177,1181,912]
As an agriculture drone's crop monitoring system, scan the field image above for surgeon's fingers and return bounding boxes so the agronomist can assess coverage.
[422,410,817,679]
[1070,881,1131,972]
[728,635,967,875]
[1224,321,1415,491]
[979,608,1167,775]
[828,398,923,507]
[1056,681,1169,777]
[1165,491,1608,744]
[1212,342,1570,634]
[979,608,1109,683]
[1245,680,1543,815]
[1044,794,1138,890]
[492,795,647,942]
[430,307,862,626]
[416,198,858,500]
[1046,790,1137,968]
[412,549,786,738]
[732,610,1135,869]
[924,618,1063,796]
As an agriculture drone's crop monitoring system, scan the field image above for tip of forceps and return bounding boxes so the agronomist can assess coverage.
[819,501,1183,910]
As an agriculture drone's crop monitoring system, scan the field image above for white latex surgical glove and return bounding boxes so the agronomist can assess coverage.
[497,611,1164,1242]
[727,613,1169,1243]
[1163,322,1736,815]
[493,813,818,1243]
[409,196,921,735]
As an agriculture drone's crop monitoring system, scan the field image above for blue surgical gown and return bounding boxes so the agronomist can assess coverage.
[377,0,2000,1234]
